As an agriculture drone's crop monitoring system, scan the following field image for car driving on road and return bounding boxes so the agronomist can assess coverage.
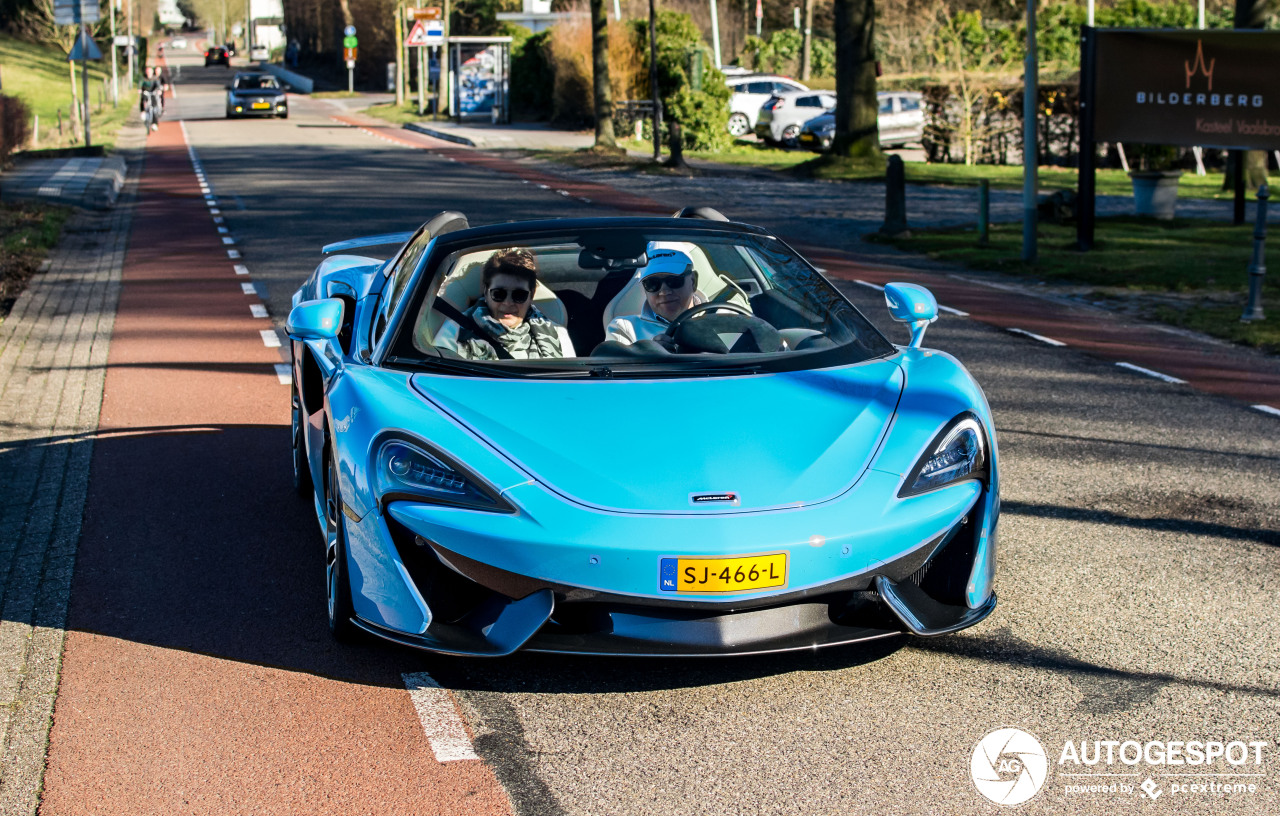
[205,45,230,66]
[225,72,288,118]
[285,210,1000,657]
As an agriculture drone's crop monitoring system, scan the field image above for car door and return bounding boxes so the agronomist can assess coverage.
[740,81,779,126]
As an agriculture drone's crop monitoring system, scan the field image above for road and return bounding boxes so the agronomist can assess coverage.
[31,52,1280,816]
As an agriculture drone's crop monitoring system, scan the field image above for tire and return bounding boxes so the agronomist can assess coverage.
[291,379,311,496]
[278,111,288,119]
[323,443,360,643]
[727,113,750,138]
[781,124,801,148]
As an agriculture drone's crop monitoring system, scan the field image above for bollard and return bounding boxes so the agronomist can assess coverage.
[978,179,990,246]
[665,121,686,168]
[32,114,39,146]
[1241,184,1269,322]
[57,108,63,135]
[881,155,909,236]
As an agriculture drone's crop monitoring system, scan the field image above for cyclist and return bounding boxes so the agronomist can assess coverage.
[139,67,164,131]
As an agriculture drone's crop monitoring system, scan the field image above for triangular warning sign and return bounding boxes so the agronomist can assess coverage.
[405,20,434,47]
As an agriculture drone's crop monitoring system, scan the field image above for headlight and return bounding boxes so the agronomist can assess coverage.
[900,415,987,497]
[376,439,512,512]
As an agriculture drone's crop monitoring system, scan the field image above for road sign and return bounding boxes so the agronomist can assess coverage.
[343,35,358,48]
[407,7,441,20]
[344,25,357,36]
[344,47,357,61]
[53,0,99,24]
[404,19,443,47]
[67,29,103,60]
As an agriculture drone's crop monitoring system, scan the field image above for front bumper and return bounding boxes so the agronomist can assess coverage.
[342,472,999,657]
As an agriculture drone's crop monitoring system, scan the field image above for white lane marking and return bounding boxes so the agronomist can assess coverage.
[250,304,268,318]
[227,249,241,259]
[207,200,218,208]
[204,194,215,202]
[221,236,235,245]
[938,305,970,317]
[402,672,480,762]
[234,264,249,275]
[1252,404,1280,417]
[577,197,592,204]
[213,216,224,224]
[853,279,884,291]
[1007,328,1067,347]
[1115,362,1187,385]
[273,363,291,385]
[556,189,571,196]
[241,282,256,295]
[260,329,281,348]
[537,183,549,189]
[217,226,229,234]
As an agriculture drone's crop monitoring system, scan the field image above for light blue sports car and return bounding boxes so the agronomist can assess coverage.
[286,210,998,656]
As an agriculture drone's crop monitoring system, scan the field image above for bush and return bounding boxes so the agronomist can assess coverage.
[511,30,553,120]
[737,30,835,79]
[0,95,32,164]
[629,11,731,151]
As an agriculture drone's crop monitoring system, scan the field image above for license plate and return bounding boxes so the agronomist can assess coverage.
[252,102,270,109]
[799,134,815,143]
[659,552,787,593]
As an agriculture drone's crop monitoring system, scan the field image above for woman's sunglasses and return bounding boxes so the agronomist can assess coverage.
[642,272,691,294]
[488,287,531,304]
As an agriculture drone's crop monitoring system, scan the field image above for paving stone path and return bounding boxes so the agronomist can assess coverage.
[0,125,143,816]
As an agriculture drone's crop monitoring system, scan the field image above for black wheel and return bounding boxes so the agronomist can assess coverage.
[291,379,311,495]
[323,444,360,642]
[278,111,288,119]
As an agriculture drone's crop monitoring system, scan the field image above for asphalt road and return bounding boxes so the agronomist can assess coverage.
[40,53,1280,815]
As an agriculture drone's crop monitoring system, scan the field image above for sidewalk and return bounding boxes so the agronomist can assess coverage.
[0,122,145,816]
[405,119,595,150]
[0,154,128,210]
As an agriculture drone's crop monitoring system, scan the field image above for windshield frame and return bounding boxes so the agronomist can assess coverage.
[375,218,895,378]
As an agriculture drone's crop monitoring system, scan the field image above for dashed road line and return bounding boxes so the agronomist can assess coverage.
[1116,361,1187,385]
[221,236,235,245]
[273,363,292,384]
[401,672,480,763]
[1007,328,1068,347]
[1251,404,1280,417]
[853,279,884,291]
[259,329,281,348]
[250,304,268,318]
[209,207,220,215]
[241,282,256,295]
[234,264,249,275]
[217,226,229,234]
[937,305,970,317]
[227,249,240,259]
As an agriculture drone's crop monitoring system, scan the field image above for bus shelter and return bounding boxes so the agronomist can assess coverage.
[448,36,511,124]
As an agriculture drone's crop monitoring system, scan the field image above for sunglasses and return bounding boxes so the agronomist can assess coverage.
[642,272,691,294]
[488,287,531,304]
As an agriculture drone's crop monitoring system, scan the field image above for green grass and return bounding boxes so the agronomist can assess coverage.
[1,201,72,319]
[311,91,363,99]
[873,217,1280,352]
[0,33,134,152]
[363,101,439,126]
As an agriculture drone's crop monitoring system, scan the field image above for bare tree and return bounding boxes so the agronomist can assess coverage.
[831,0,881,162]
[589,0,619,150]
[1235,0,1270,190]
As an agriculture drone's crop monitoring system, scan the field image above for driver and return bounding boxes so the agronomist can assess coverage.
[604,248,706,345]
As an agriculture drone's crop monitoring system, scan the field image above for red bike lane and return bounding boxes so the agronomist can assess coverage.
[39,121,511,815]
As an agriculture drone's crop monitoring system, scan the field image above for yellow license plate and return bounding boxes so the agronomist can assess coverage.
[252,102,270,109]
[660,552,788,594]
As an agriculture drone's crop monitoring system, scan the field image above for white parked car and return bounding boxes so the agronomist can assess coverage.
[250,44,270,61]
[754,90,836,146]
[169,37,188,49]
[725,74,809,137]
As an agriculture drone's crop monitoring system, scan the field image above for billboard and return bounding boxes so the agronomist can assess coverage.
[1094,30,1280,150]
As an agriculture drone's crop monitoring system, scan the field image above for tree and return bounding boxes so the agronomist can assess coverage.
[1235,0,1270,191]
[589,0,619,151]
[831,0,881,163]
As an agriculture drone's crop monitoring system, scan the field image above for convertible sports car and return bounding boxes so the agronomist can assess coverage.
[286,210,999,656]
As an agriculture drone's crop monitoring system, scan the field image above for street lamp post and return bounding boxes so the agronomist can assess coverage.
[1022,0,1038,263]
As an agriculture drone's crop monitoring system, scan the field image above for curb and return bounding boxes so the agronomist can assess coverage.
[403,121,476,147]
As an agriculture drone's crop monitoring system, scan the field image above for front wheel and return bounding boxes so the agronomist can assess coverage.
[726,112,750,137]
[323,445,360,643]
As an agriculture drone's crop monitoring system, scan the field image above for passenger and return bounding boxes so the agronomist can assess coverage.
[604,248,706,345]
[446,248,565,360]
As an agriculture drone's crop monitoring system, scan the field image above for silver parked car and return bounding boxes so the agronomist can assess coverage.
[754,90,837,146]
[797,92,925,151]
[725,74,810,138]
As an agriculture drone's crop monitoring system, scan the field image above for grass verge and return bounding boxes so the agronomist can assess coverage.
[871,217,1279,353]
[0,201,72,320]
[1,33,135,152]
[363,102,440,126]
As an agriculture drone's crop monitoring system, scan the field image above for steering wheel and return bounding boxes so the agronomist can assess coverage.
[664,301,753,338]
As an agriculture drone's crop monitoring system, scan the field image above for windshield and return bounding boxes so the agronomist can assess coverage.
[387,227,893,377]
[234,75,280,90]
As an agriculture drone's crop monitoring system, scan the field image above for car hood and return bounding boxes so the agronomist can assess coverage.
[411,361,903,513]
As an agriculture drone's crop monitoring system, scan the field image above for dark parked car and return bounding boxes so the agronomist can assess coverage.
[226,72,289,118]
[798,91,925,152]
[205,46,230,67]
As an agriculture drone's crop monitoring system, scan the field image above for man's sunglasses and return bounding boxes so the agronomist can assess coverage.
[488,287,530,304]
[642,272,691,294]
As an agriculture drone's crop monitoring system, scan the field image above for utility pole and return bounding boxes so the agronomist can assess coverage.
[709,0,722,69]
[127,0,134,90]
[442,0,451,116]
[649,0,661,161]
[110,0,119,104]
[395,3,404,106]
[800,0,814,80]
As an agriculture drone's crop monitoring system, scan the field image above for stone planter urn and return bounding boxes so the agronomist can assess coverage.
[1129,170,1184,220]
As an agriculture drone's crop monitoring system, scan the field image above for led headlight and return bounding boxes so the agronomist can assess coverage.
[900,415,987,497]
[376,439,511,511]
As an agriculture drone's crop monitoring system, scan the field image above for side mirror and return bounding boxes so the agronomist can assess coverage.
[883,282,938,348]
[286,298,344,341]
